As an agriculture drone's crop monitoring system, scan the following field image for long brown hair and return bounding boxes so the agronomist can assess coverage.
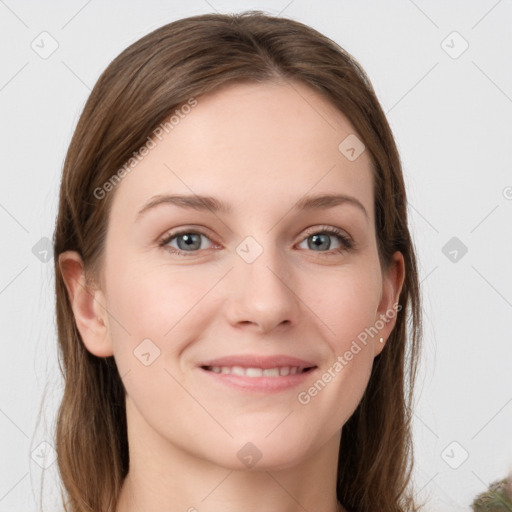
[53,11,423,512]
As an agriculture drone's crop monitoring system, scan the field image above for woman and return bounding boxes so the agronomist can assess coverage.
[54,11,422,512]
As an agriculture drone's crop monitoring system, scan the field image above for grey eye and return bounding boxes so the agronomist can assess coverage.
[307,233,332,251]
[164,232,213,252]
[297,230,348,252]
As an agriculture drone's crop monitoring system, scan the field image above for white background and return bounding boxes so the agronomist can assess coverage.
[1,1,511,511]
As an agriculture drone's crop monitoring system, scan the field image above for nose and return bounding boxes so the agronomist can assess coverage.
[222,244,301,334]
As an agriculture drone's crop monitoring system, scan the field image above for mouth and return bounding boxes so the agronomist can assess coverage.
[196,354,318,393]
[201,365,316,377]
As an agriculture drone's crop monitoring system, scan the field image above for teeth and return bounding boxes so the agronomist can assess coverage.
[232,366,245,376]
[206,366,307,377]
[247,367,263,377]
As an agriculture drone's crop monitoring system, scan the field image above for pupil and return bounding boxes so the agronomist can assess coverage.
[310,234,330,251]
[179,233,200,250]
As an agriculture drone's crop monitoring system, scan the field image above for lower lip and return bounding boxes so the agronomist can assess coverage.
[198,367,317,393]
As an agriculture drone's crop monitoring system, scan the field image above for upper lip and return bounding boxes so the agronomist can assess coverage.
[197,354,317,370]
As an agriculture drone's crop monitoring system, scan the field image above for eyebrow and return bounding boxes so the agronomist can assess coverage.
[136,193,369,221]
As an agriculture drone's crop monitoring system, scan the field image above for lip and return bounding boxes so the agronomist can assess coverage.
[196,354,318,393]
[196,354,317,370]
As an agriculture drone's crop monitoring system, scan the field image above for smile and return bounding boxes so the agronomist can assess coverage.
[202,365,315,377]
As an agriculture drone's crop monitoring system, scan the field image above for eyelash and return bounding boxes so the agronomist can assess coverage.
[158,226,354,257]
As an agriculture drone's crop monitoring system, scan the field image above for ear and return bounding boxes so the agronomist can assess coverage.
[373,251,405,357]
[58,250,114,357]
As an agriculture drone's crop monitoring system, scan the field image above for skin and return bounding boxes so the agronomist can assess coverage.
[59,80,404,512]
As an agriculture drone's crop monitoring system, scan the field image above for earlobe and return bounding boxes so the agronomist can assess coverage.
[373,251,405,357]
[58,251,114,358]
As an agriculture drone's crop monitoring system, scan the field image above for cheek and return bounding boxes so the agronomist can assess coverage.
[305,263,381,350]
[102,249,223,380]
[295,273,379,432]
[102,262,211,421]
[297,264,380,411]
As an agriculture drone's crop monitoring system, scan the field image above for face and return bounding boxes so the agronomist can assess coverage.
[63,80,404,471]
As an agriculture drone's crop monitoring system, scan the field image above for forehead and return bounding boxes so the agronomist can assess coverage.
[109,80,374,222]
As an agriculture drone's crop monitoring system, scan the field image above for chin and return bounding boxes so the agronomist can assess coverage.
[216,435,316,472]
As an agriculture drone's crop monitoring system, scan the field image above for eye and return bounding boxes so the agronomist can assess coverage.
[159,229,216,256]
[297,226,354,255]
[159,226,354,257]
